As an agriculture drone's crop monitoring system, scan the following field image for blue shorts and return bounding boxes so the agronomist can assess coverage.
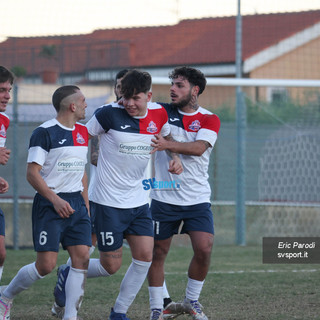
[151,199,214,240]
[32,192,92,252]
[92,202,153,252]
[89,200,96,234]
[0,208,5,236]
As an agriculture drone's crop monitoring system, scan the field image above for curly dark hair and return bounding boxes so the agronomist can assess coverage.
[169,66,206,95]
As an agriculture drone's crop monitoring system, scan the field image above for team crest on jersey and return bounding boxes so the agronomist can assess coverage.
[147,121,158,133]
[0,124,6,138]
[188,120,201,131]
[76,132,85,144]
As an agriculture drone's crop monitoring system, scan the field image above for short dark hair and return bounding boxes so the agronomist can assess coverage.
[52,85,80,112]
[115,69,129,83]
[169,66,206,95]
[0,66,14,85]
[120,70,151,99]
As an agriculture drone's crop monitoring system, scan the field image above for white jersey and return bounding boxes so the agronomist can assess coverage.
[150,103,220,206]
[88,163,97,201]
[0,112,10,147]
[27,118,88,194]
[86,102,170,208]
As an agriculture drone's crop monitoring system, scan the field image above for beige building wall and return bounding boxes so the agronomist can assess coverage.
[249,37,320,104]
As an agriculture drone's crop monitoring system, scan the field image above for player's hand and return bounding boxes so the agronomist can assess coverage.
[53,197,75,219]
[150,134,168,154]
[0,177,9,194]
[0,147,11,165]
[117,97,125,106]
[168,156,183,175]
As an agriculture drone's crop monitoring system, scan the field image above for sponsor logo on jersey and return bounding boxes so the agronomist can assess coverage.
[76,132,86,144]
[170,118,180,122]
[147,121,157,133]
[58,139,67,145]
[57,157,86,172]
[120,125,131,130]
[0,124,6,138]
[188,120,201,131]
[142,177,181,191]
[119,141,153,155]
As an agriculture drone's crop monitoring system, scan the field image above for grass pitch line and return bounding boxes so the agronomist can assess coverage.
[163,268,319,275]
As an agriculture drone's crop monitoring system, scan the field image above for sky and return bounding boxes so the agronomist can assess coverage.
[1,0,319,41]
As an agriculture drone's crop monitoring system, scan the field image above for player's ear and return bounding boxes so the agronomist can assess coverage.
[147,91,152,102]
[70,102,76,112]
[192,85,200,97]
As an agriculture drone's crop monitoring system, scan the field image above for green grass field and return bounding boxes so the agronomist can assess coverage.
[1,242,319,320]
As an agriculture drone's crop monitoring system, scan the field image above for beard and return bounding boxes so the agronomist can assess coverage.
[171,92,192,109]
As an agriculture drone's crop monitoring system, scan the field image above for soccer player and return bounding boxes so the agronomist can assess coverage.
[51,70,182,320]
[0,85,92,320]
[83,70,182,320]
[148,66,221,320]
[0,66,13,284]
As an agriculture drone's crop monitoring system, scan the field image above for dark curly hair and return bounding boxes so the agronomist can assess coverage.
[169,66,206,95]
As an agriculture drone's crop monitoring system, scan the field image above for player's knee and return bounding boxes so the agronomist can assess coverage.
[38,265,55,276]
[0,249,6,265]
[153,241,170,259]
[138,251,153,262]
[194,245,212,266]
[36,261,56,276]
[101,259,121,275]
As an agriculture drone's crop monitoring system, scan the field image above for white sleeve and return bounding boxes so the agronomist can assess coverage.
[160,121,171,137]
[86,115,105,137]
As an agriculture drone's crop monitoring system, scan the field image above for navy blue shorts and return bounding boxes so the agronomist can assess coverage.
[151,199,214,240]
[92,202,154,252]
[32,192,92,252]
[0,208,5,236]
[89,200,96,234]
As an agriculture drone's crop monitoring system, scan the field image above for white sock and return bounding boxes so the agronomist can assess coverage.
[113,258,151,314]
[66,246,96,266]
[149,286,163,310]
[87,258,110,278]
[0,266,3,282]
[63,267,87,320]
[162,281,170,299]
[185,277,205,301]
[4,262,43,299]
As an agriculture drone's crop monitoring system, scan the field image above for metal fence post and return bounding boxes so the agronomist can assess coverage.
[235,0,246,245]
[12,83,19,250]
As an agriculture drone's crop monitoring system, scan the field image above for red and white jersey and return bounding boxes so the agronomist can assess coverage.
[0,112,10,147]
[86,102,170,208]
[151,103,220,205]
[27,118,88,194]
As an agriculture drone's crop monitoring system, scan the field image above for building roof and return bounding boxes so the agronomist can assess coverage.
[1,10,320,75]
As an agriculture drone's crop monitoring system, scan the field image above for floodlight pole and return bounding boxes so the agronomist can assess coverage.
[235,0,246,245]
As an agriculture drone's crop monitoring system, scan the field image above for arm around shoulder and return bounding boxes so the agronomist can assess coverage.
[151,134,210,156]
